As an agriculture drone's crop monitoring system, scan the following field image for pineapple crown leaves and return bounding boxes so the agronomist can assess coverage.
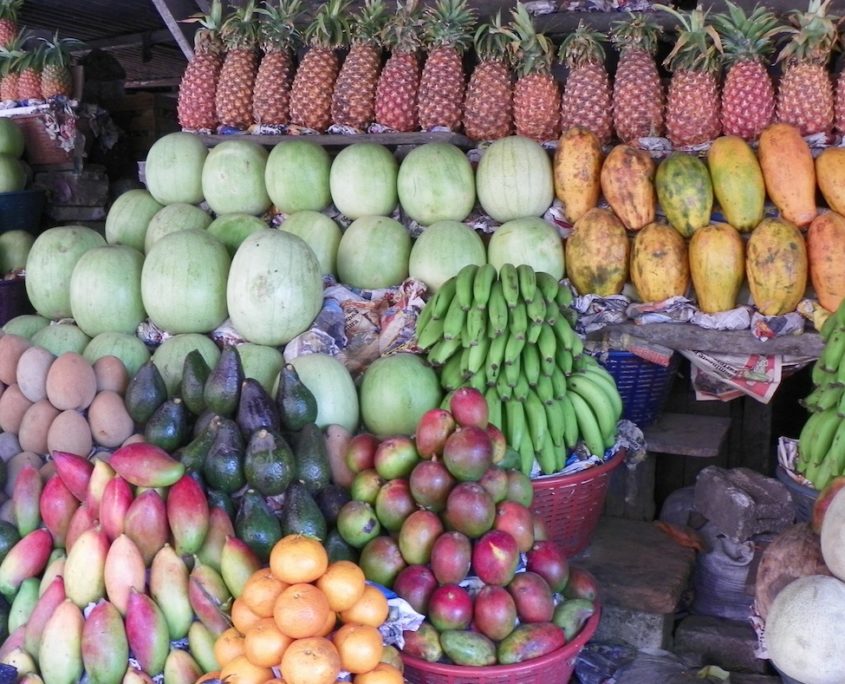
[777,0,841,66]
[0,0,23,22]
[349,0,388,47]
[711,1,786,64]
[502,2,556,77]
[422,0,478,54]
[301,0,352,50]
[473,11,510,63]
[610,12,662,56]
[0,45,23,76]
[220,0,261,51]
[38,32,84,70]
[557,20,606,67]
[380,0,424,55]
[182,0,226,52]
[256,0,303,52]
[17,44,44,72]
[656,4,723,74]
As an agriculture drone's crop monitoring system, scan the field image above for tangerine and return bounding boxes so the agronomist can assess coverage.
[244,617,292,668]
[353,663,404,684]
[241,568,288,618]
[333,623,384,674]
[274,582,331,639]
[279,636,341,684]
[318,606,338,637]
[213,627,245,668]
[232,597,263,634]
[270,534,328,584]
[219,654,273,684]
[339,584,389,627]
[317,560,367,612]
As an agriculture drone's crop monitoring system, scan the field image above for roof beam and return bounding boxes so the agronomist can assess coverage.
[150,0,200,60]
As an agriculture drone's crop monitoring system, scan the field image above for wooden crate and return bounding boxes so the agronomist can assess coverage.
[104,93,179,160]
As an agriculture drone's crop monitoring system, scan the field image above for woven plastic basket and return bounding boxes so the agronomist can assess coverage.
[532,449,625,558]
[402,602,601,684]
[775,465,818,523]
[598,350,679,427]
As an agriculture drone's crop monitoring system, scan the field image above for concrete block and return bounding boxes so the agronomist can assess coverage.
[694,467,793,541]
[593,604,674,650]
[674,615,767,674]
[729,675,780,684]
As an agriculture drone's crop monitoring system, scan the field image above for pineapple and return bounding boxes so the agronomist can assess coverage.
[374,0,423,132]
[0,34,24,102]
[417,0,477,131]
[39,32,83,100]
[777,0,838,137]
[463,13,513,142]
[288,0,350,132]
[558,21,613,145]
[504,3,560,143]
[215,1,260,130]
[713,2,785,141]
[253,0,302,126]
[610,13,664,143]
[178,0,226,131]
[16,47,43,102]
[331,0,387,130]
[659,5,723,148]
[0,1,22,50]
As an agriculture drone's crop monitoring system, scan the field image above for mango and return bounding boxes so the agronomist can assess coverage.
[64,525,109,607]
[109,442,185,488]
[122,667,155,684]
[39,475,79,548]
[65,502,96,551]
[553,127,602,224]
[150,545,193,640]
[125,589,170,677]
[707,135,765,232]
[758,123,817,228]
[189,557,233,636]
[600,144,656,231]
[166,474,209,555]
[82,600,129,684]
[220,535,261,598]
[25,575,65,657]
[124,489,168,566]
[12,465,42,537]
[0,528,53,598]
[104,534,146,614]
[745,217,808,316]
[807,211,845,312]
[86,458,115,519]
[196,506,235,571]
[565,208,629,296]
[8,577,39,633]
[496,622,566,664]
[163,650,203,684]
[1,647,36,676]
[689,222,745,313]
[0,625,24,660]
[187,622,220,674]
[100,476,134,541]
[440,630,497,666]
[552,598,596,641]
[630,222,690,302]
[401,621,442,663]
[39,599,84,684]
[52,451,94,502]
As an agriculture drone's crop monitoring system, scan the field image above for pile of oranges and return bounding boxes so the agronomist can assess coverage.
[209,534,404,684]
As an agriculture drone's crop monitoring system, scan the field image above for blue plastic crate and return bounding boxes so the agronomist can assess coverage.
[598,350,680,428]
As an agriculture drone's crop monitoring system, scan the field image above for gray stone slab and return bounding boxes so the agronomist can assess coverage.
[593,604,674,650]
[674,615,767,674]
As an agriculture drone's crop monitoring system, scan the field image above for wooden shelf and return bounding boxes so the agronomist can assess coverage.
[587,322,824,358]
[197,131,475,149]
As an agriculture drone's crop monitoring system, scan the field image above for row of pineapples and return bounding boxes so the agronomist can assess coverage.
[0,0,80,101]
[177,0,845,147]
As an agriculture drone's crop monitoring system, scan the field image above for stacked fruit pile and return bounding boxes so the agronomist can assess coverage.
[416,264,623,473]
[177,0,845,147]
[332,389,597,667]
[797,299,845,490]
[210,534,401,684]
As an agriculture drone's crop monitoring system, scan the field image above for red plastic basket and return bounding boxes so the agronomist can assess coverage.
[402,602,601,684]
[531,449,625,558]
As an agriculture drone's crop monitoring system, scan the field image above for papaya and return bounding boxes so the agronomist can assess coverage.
[599,144,656,231]
[758,123,817,228]
[655,153,713,237]
[565,208,630,296]
[815,147,845,216]
[688,222,745,313]
[707,136,766,232]
[746,218,808,316]
[630,222,690,302]
[553,127,602,224]
[807,212,845,312]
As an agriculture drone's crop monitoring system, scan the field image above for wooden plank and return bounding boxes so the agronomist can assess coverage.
[588,322,824,358]
[150,0,197,60]
[196,131,475,149]
[644,412,732,458]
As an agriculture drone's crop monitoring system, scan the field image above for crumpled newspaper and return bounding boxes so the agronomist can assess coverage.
[797,297,830,332]
[750,310,805,341]
[573,292,631,334]
[627,296,696,324]
[690,305,753,330]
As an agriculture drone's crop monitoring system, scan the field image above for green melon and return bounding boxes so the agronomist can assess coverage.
[291,353,359,433]
[31,323,91,356]
[83,332,151,377]
[207,214,267,257]
[329,143,398,219]
[0,230,34,274]
[144,203,212,253]
[408,220,486,292]
[144,132,207,205]
[105,189,164,252]
[265,140,332,213]
[487,217,565,280]
[202,140,271,216]
[336,216,411,290]
[397,143,476,225]
[152,333,221,397]
[0,119,25,158]
[2,314,49,339]
[237,343,285,395]
[281,211,341,276]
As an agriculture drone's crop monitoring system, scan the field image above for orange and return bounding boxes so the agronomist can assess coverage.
[353,663,404,684]
[214,627,246,668]
[274,582,331,639]
[317,560,367,612]
[244,618,293,668]
[270,534,329,584]
[317,607,338,637]
[339,584,389,628]
[262,680,284,684]
[242,569,288,618]
[232,597,264,634]
[332,623,383,674]
[280,636,341,684]
[220,654,273,684]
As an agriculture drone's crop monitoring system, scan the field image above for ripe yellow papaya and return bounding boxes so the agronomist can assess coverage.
[689,222,745,313]
[807,211,845,312]
[630,222,690,302]
[746,217,808,316]
[815,147,845,216]
[553,127,603,224]
[599,144,656,231]
[758,123,817,228]
[565,208,630,296]
[707,136,765,232]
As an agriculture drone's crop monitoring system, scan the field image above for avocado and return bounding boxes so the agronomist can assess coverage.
[174,418,218,473]
[315,484,351,527]
[193,408,219,438]
[324,528,358,564]
[294,422,331,494]
[244,428,295,496]
[143,397,190,451]
[206,489,236,520]
[276,363,318,432]
[181,349,211,416]
[125,360,168,424]
[237,378,281,435]
[279,480,327,540]
[235,489,282,562]
[204,346,244,417]
[0,521,20,565]
[202,416,245,494]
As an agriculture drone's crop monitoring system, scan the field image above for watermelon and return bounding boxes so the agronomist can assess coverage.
[290,353,359,433]
[487,217,565,280]
[202,140,272,216]
[105,189,164,252]
[151,333,221,397]
[144,132,207,205]
[265,140,331,213]
[144,203,212,253]
[0,119,24,158]
[408,220,486,292]
[207,214,267,257]
[397,143,476,225]
[84,332,151,377]
[280,211,341,276]
[0,155,25,192]
[330,143,398,219]
[31,323,91,356]
[336,216,411,290]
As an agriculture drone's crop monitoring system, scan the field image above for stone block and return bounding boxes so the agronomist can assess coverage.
[694,467,793,541]
[729,675,780,684]
[593,604,674,650]
[604,451,656,521]
[674,615,767,674]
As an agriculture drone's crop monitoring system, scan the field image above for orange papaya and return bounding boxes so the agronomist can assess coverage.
[707,136,765,232]
[689,222,745,313]
[746,218,808,316]
[815,147,845,216]
[565,208,630,296]
[630,222,690,302]
[599,144,656,231]
[758,123,817,228]
[553,127,602,224]
[807,211,845,312]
